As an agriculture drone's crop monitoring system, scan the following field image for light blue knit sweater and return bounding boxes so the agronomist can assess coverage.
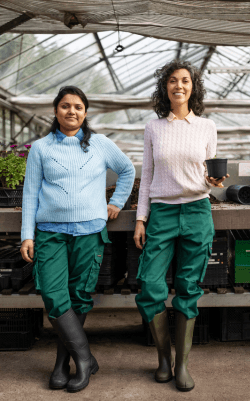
[21,131,135,242]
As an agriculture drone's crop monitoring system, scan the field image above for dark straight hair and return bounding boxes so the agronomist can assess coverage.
[49,85,95,152]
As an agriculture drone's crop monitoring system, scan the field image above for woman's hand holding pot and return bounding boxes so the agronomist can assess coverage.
[20,239,34,263]
[107,204,121,220]
[206,174,230,188]
[134,220,146,250]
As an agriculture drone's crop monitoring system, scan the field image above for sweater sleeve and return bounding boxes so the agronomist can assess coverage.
[97,135,135,210]
[204,120,217,188]
[21,142,43,242]
[136,122,154,220]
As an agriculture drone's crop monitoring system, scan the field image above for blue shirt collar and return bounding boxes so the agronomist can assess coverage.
[55,128,84,142]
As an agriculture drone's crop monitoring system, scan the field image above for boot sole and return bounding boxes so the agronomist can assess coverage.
[49,376,70,390]
[67,363,99,393]
[155,375,173,383]
[49,383,68,390]
[176,384,195,392]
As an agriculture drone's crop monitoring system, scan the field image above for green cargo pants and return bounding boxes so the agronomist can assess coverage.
[135,198,215,323]
[32,226,111,319]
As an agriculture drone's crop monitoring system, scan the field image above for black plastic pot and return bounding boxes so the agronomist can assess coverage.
[226,185,250,205]
[205,158,227,179]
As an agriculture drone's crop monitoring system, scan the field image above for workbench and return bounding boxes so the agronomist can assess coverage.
[1,203,250,233]
[0,205,250,308]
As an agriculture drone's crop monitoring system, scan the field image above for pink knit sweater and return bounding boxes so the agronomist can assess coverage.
[136,114,217,221]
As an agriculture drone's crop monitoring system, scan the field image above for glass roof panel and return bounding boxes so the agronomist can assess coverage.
[0,31,249,156]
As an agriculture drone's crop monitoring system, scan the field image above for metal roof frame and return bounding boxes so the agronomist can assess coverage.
[0,19,249,157]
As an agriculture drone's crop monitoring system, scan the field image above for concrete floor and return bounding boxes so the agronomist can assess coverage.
[1,309,250,401]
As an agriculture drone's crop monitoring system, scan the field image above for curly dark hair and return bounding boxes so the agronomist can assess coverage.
[49,85,95,152]
[152,60,206,118]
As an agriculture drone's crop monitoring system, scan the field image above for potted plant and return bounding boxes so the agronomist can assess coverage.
[205,155,228,179]
[0,144,31,207]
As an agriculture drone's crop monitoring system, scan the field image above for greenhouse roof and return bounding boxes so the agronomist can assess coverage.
[0,1,250,46]
[0,30,249,127]
[0,2,249,158]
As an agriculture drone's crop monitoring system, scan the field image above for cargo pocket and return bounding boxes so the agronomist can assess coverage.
[85,251,103,293]
[199,242,213,283]
[32,250,41,292]
[100,226,112,247]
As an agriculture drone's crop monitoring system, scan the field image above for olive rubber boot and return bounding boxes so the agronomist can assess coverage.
[149,309,174,383]
[49,313,87,390]
[174,311,196,392]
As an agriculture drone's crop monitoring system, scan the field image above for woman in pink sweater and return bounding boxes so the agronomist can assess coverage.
[134,60,229,392]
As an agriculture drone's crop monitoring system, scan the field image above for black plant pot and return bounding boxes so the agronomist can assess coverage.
[226,185,250,205]
[205,158,227,179]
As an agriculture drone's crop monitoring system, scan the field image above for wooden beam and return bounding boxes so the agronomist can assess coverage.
[176,42,183,59]
[2,206,250,233]
[0,98,49,130]
[10,111,15,142]
[0,292,250,309]
[94,33,120,91]
[12,114,35,141]
[17,134,41,148]
[217,147,250,151]
[200,46,216,73]
[217,139,250,145]
[2,108,6,143]
[93,33,132,123]
[8,96,250,116]
[220,74,248,99]
[208,66,250,74]
[0,13,34,36]
[217,150,250,155]
[36,59,104,94]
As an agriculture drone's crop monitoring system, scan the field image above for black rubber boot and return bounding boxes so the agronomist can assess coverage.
[77,313,87,326]
[49,337,70,389]
[50,308,98,393]
[49,313,87,389]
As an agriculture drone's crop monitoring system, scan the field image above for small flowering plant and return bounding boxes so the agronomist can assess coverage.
[0,144,31,189]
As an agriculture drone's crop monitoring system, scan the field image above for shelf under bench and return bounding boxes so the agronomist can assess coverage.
[1,291,250,309]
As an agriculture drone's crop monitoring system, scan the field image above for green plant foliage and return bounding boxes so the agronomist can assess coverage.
[0,150,28,189]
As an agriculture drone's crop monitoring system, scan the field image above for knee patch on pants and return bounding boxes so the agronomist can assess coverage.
[174,276,200,296]
[41,289,72,319]
[135,281,168,323]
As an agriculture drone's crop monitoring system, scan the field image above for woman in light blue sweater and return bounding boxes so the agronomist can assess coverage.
[20,86,135,393]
